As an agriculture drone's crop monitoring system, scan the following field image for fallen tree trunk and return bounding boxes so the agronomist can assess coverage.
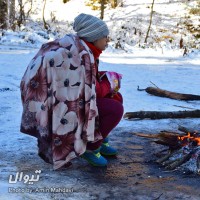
[124,110,200,120]
[137,86,200,101]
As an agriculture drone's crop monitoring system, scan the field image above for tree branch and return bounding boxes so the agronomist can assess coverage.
[124,110,200,120]
[137,86,200,101]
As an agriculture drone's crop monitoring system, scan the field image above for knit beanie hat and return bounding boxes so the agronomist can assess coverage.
[73,13,109,42]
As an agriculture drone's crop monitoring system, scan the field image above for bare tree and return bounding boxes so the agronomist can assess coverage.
[180,37,183,49]
[100,0,105,19]
[17,0,25,27]
[144,0,155,43]
[0,0,8,29]
[26,0,33,19]
[8,0,16,30]
[42,0,49,30]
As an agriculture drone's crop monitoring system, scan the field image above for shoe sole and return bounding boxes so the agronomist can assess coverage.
[81,155,107,167]
[100,152,118,156]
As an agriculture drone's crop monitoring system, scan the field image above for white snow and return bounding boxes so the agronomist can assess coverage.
[0,0,200,199]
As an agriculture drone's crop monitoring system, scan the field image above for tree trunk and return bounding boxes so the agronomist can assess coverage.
[42,0,49,30]
[8,0,16,30]
[138,86,200,101]
[180,37,183,49]
[27,0,33,19]
[0,0,8,29]
[144,0,155,43]
[100,0,105,19]
[124,110,200,120]
[17,0,25,27]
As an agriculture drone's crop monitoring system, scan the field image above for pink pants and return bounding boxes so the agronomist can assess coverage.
[87,93,124,150]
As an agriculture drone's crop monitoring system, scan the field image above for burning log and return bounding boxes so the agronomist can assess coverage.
[134,131,186,150]
[165,151,194,170]
[133,130,200,173]
[137,86,200,101]
[197,155,200,173]
[156,150,174,164]
[178,125,199,135]
[124,110,200,120]
[162,157,178,166]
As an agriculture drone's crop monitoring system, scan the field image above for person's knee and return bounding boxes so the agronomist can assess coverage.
[97,97,124,120]
[118,102,124,119]
[112,100,124,121]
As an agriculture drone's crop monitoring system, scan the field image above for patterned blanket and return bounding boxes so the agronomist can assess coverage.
[20,34,102,170]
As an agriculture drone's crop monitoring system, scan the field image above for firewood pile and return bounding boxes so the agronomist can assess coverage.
[133,126,200,174]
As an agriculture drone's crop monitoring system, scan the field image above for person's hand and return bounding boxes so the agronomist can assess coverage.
[105,71,122,94]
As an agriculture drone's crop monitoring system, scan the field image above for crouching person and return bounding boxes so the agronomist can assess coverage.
[20,13,123,170]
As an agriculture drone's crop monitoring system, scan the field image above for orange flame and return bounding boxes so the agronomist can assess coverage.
[178,132,200,146]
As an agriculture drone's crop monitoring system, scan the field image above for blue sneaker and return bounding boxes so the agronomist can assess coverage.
[81,148,107,167]
[100,138,118,156]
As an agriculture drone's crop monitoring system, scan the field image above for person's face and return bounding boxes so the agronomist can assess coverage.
[93,36,109,51]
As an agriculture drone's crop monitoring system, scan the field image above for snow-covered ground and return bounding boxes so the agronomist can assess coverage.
[0,0,200,199]
[0,44,200,199]
[103,47,200,111]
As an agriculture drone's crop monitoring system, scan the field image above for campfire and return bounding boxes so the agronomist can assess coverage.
[178,132,200,147]
[134,126,200,174]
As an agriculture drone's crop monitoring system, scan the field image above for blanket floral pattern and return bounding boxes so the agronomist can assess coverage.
[20,34,102,170]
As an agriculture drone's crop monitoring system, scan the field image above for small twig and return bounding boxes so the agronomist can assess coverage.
[154,193,163,200]
[150,81,159,88]
[160,130,186,136]
[173,105,194,110]
[137,86,146,91]
[0,88,10,92]
[132,132,159,139]
[120,161,143,164]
